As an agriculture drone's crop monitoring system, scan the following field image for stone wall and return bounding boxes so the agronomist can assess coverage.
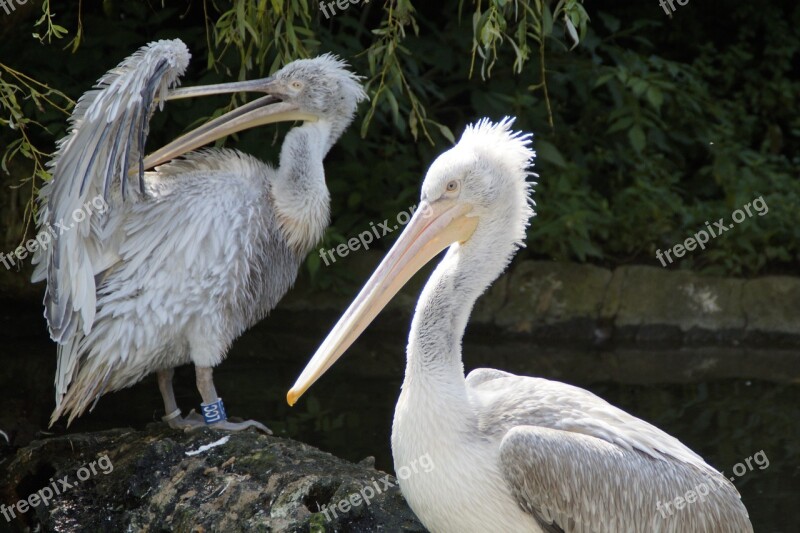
[4,251,799,348]
[280,254,800,348]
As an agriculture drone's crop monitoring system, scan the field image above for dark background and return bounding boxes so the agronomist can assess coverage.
[0,1,798,531]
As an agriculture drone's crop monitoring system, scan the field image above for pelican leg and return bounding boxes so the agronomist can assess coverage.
[157,368,205,430]
[157,368,179,414]
[194,366,272,434]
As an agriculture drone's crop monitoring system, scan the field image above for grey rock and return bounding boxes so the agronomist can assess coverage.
[0,426,426,532]
[494,261,611,337]
[613,265,746,332]
[742,276,800,336]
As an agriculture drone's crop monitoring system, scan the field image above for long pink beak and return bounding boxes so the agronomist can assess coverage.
[287,199,478,406]
[142,77,317,170]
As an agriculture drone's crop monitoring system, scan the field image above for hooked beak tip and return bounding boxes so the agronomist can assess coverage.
[286,390,300,406]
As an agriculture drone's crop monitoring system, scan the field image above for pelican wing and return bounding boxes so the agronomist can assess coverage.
[32,39,190,343]
[499,426,753,532]
[49,149,279,424]
[466,371,752,532]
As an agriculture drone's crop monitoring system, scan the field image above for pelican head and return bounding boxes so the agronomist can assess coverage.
[419,117,534,259]
[287,117,535,405]
[261,54,366,126]
[143,54,365,169]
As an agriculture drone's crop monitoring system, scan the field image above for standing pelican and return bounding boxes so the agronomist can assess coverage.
[287,119,753,531]
[33,39,366,431]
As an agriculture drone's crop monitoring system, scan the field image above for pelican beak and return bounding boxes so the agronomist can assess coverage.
[165,77,280,101]
[142,76,317,169]
[287,200,479,406]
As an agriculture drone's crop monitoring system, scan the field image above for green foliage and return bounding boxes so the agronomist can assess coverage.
[0,50,73,236]
[530,4,800,275]
[0,0,797,281]
[209,0,316,75]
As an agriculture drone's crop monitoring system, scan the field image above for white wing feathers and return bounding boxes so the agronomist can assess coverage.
[468,371,710,471]
[499,426,752,532]
[467,372,752,532]
[31,39,190,343]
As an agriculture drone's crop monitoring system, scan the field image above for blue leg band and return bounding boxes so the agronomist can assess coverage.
[201,398,227,424]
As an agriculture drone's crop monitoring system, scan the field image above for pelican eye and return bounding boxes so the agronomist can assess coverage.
[446,180,459,193]
[290,80,303,90]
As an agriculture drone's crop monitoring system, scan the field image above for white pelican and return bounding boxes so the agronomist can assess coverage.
[287,118,753,531]
[33,39,366,431]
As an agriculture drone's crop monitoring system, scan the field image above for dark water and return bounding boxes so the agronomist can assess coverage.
[3,304,799,532]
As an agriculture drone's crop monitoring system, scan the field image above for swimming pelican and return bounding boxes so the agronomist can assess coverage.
[33,39,366,431]
[287,118,753,531]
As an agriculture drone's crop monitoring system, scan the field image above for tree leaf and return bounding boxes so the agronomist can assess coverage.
[646,86,664,111]
[628,125,646,152]
[536,140,567,167]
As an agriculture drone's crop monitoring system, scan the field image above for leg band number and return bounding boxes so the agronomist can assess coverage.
[201,398,227,424]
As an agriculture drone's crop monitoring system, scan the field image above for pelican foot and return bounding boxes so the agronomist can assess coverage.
[163,409,207,431]
[163,409,271,434]
[207,418,272,434]
[197,396,272,434]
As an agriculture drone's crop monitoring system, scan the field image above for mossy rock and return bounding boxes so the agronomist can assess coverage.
[0,426,426,532]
